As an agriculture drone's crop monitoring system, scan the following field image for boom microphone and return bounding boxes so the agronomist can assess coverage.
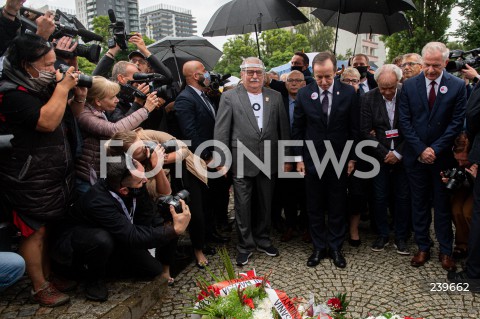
[108,9,116,23]
[133,73,167,81]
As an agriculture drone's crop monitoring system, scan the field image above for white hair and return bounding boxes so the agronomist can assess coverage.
[421,42,449,61]
[374,64,403,82]
[240,57,265,70]
[402,53,423,64]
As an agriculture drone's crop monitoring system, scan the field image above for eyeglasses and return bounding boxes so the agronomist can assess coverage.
[130,58,147,65]
[245,70,264,76]
[400,62,421,68]
[341,78,359,84]
[287,78,305,83]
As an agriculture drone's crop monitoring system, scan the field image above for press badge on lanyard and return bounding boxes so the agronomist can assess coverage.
[385,129,399,139]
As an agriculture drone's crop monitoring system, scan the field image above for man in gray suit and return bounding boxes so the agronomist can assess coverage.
[214,57,291,266]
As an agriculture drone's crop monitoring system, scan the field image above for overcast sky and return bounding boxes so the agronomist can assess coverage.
[4,0,462,50]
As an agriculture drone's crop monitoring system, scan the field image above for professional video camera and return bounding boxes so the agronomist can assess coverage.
[143,139,178,157]
[442,167,467,190]
[129,72,179,102]
[19,7,103,63]
[107,9,132,50]
[58,64,93,88]
[209,72,231,91]
[446,48,480,72]
[156,190,190,214]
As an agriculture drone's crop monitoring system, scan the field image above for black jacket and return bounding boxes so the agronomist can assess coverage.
[68,179,176,249]
[0,10,21,56]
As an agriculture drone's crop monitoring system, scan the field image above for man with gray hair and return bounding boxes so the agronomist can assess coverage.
[399,42,467,271]
[360,64,410,255]
[214,57,291,266]
[400,53,423,81]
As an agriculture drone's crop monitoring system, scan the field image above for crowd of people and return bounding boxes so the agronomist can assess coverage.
[1,0,480,308]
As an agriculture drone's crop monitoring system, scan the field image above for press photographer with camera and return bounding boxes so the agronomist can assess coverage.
[0,0,55,56]
[51,154,190,301]
[74,76,160,194]
[441,132,477,260]
[109,128,213,270]
[0,33,85,306]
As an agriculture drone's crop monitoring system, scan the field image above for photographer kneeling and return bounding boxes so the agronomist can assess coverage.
[51,154,190,301]
[441,132,477,259]
[0,33,84,306]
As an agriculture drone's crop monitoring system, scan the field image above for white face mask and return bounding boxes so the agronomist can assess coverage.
[28,64,56,87]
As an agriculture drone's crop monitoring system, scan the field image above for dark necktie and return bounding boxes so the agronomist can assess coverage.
[428,81,436,111]
[359,83,365,95]
[201,92,216,116]
[321,91,329,116]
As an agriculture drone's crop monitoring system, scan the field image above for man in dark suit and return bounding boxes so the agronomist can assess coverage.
[399,42,467,271]
[214,57,291,266]
[448,80,480,292]
[352,53,378,94]
[174,60,229,265]
[292,52,358,268]
[360,64,410,255]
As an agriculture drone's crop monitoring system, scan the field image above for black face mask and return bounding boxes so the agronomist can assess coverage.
[355,66,368,79]
[127,186,143,198]
[291,65,303,72]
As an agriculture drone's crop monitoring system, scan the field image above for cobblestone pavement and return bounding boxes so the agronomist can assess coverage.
[143,223,479,319]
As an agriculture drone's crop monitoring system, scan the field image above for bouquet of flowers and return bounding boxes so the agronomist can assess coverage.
[186,248,423,319]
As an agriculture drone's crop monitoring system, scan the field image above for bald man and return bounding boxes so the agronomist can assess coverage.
[174,60,230,252]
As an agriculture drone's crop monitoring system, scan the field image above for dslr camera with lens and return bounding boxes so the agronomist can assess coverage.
[442,167,467,190]
[143,139,178,158]
[209,72,231,91]
[58,64,93,88]
[156,190,190,214]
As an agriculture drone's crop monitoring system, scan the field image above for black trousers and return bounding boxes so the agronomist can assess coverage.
[467,173,480,278]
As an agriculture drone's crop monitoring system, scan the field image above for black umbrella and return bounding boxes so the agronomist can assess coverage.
[203,0,309,59]
[289,0,416,53]
[311,9,410,52]
[147,36,223,86]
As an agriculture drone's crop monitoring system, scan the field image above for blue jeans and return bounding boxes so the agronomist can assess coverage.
[373,163,410,240]
[0,252,25,291]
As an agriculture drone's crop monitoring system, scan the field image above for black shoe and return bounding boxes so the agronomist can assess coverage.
[371,237,389,252]
[203,245,217,256]
[256,245,279,257]
[448,271,480,293]
[236,252,253,266]
[307,249,327,267]
[329,250,346,268]
[394,239,410,255]
[452,248,468,260]
[348,237,361,247]
[207,231,230,243]
[85,280,108,302]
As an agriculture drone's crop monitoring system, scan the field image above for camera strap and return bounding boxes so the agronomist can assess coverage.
[109,191,136,224]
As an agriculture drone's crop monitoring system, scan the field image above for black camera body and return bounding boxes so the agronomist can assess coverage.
[144,139,178,157]
[108,9,130,50]
[156,190,190,214]
[447,48,480,73]
[442,167,467,190]
[58,64,93,88]
[209,72,231,91]
[130,72,179,102]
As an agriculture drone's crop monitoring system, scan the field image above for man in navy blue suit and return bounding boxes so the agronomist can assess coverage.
[399,42,467,271]
[292,52,358,268]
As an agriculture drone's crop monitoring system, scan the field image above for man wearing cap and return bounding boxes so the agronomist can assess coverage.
[214,57,291,266]
[93,33,172,82]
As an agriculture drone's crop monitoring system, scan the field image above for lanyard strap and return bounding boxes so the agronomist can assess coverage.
[109,191,136,224]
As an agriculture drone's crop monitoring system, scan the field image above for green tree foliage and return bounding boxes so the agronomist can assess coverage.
[214,34,257,76]
[381,0,455,62]
[77,57,96,75]
[456,0,480,50]
[214,29,309,75]
[294,8,335,52]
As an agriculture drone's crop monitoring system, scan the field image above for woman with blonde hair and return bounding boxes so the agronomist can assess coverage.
[108,128,210,284]
[75,76,163,194]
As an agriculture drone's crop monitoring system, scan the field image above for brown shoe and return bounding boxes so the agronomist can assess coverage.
[439,253,457,272]
[31,282,70,307]
[411,250,430,267]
